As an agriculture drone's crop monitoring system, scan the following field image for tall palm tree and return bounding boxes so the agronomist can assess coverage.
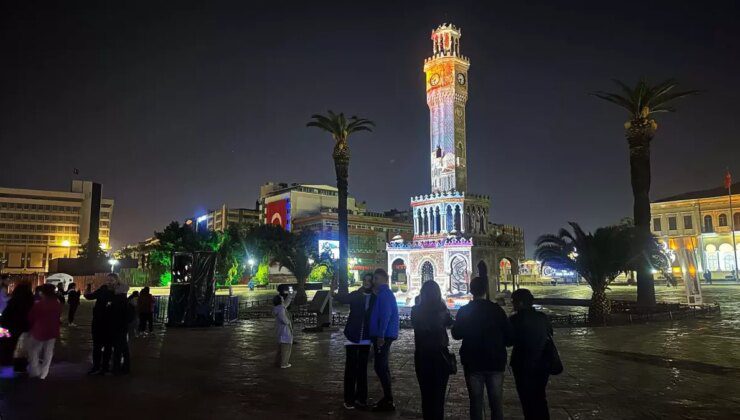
[307,111,374,295]
[593,79,696,306]
[535,222,661,323]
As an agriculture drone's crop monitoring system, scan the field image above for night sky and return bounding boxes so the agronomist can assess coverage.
[2,1,740,254]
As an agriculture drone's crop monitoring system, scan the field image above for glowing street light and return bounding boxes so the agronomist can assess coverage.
[308,258,315,265]
[108,258,118,273]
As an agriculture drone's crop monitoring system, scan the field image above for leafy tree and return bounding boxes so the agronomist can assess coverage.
[535,222,663,323]
[252,260,270,286]
[593,79,696,306]
[77,241,108,260]
[273,229,318,305]
[307,111,374,295]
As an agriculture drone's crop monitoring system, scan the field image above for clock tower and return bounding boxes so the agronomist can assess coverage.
[423,23,470,194]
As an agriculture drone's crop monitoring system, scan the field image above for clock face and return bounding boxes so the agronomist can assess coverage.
[430,73,440,86]
[457,73,466,85]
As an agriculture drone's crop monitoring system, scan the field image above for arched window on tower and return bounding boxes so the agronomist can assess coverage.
[446,205,453,232]
[416,209,423,235]
[435,207,441,234]
[454,205,461,232]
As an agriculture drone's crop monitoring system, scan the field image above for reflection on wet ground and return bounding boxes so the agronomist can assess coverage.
[1,285,739,419]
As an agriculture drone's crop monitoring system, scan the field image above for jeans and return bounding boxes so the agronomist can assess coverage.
[415,351,450,420]
[112,333,130,373]
[91,330,112,372]
[274,343,292,367]
[26,336,55,379]
[514,371,550,420]
[139,312,154,332]
[373,339,394,401]
[68,302,79,324]
[344,345,370,404]
[464,369,504,420]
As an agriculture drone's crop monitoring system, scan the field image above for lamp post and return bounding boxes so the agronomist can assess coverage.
[108,258,118,273]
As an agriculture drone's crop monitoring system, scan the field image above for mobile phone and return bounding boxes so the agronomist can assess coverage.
[289,286,294,293]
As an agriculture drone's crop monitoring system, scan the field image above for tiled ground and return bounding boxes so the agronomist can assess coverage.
[2,285,739,419]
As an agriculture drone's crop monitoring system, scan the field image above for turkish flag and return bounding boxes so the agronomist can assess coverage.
[725,170,732,189]
[266,199,290,230]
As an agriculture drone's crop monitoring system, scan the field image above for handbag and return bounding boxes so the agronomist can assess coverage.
[441,348,458,375]
[543,335,563,375]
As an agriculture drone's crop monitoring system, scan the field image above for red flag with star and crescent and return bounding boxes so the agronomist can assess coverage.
[725,170,732,189]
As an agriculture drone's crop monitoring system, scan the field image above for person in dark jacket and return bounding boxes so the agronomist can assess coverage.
[66,283,81,327]
[452,277,512,420]
[411,280,454,420]
[56,282,66,305]
[137,287,155,334]
[109,283,135,374]
[84,274,116,375]
[333,273,376,410]
[509,289,553,420]
[368,268,399,412]
[0,282,35,377]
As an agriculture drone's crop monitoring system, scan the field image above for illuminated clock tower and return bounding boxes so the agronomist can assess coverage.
[424,24,470,194]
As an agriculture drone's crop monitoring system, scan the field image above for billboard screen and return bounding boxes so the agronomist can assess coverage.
[318,240,340,260]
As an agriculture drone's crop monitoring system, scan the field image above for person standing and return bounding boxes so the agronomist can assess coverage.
[272,290,295,369]
[509,289,552,420]
[452,277,512,420]
[0,282,35,377]
[0,279,10,315]
[110,283,134,375]
[26,284,62,379]
[368,268,399,412]
[84,274,116,375]
[66,283,81,327]
[127,290,139,339]
[137,287,154,335]
[333,273,376,410]
[55,282,66,305]
[411,281,454,420]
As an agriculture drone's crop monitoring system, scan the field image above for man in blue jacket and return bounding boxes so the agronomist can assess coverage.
[368,268,399,412]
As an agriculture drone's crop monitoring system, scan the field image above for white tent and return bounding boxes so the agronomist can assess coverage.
[46,273,74,289]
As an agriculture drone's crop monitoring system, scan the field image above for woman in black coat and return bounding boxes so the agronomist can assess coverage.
[0,283,35,375]
[411,281,454,420]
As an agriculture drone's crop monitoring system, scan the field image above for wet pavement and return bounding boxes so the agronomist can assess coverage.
[1,285,739,419]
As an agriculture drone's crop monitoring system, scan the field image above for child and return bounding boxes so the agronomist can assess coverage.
[67,283,81,327]
[272,290,295,369]
[27,284,62,379]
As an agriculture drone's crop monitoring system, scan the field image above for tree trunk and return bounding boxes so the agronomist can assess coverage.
[333,144,350,295]
[588,288,611,325]
[627,119,657,307]
[294,276,308,306]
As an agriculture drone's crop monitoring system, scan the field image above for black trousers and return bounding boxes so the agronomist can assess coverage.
[112,333,130,373]
[138,313,153,332]
[514,371,550,420]
[414,351,449,420]
[373,339,394,401]
[68,302,79,324]
[91,328,112,371]
[344,345,370,404]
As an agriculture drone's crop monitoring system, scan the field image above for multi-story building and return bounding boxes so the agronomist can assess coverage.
[189,204,260,233]
[260,182,414,280]
[293,210,413,279]
[0,180,114,274]
[651,182,740,281]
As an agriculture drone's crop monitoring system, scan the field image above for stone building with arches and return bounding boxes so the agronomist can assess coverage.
[651,181,740,281]
[386,24,524,301]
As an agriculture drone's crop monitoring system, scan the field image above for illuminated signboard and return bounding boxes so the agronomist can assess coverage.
[318,240,340,260]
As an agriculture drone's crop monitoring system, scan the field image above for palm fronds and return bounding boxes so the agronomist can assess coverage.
[592,78,697,119]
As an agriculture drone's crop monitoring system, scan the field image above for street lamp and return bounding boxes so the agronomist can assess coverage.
[308,258,315,265]
[247,258,255,273]
[108,258,118,273]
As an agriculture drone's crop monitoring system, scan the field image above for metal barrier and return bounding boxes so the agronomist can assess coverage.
[152,295,249,324]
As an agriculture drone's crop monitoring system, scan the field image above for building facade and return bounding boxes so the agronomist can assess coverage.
[293,210,413,280]
[387,24,524,302]
[0,180,114,274]
[189,204,260,233]
[651,182,740,281]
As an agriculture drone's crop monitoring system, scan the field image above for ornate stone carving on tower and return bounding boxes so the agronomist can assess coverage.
[387,24,525,305]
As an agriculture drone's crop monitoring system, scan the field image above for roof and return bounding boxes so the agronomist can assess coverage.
[653,182,740,203]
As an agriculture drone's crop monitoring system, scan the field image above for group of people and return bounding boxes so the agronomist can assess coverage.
[275,269,554,420]
[84,273,155,376]
[0,278,63,380]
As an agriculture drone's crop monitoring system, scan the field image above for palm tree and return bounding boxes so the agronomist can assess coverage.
[307,111,374,295]
[535,222,662,323]
[593,79,696,306]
